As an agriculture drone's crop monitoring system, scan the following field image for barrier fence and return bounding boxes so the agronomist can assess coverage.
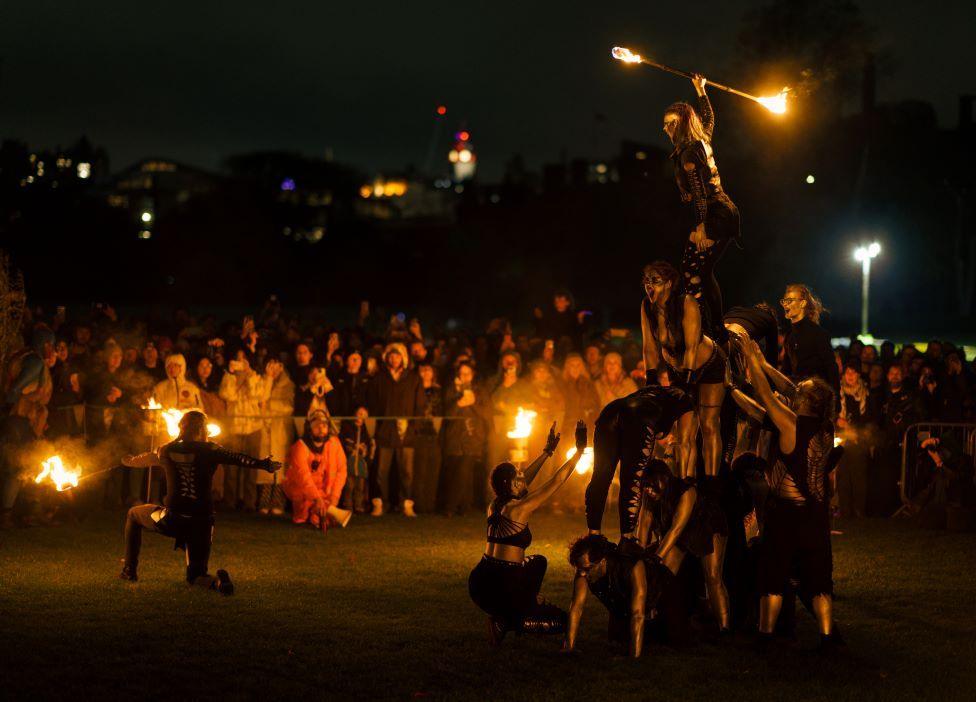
[900,423,976,504]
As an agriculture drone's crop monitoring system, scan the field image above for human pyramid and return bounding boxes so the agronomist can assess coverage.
[468,74,843,657]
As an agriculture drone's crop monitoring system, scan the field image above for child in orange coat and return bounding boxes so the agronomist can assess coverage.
[283,411,348,528]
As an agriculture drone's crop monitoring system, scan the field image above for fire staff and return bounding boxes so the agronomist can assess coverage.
[118,410,280,593]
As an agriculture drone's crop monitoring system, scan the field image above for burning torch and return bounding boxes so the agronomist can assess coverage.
[506,407,537,467]
[611,46,790,114]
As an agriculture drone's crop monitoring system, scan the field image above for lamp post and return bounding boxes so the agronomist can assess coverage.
[853,242,881,339]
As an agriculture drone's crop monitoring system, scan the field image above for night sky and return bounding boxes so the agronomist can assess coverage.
[2,1,973,180]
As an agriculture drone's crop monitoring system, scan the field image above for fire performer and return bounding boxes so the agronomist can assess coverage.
[640,261,726,482]
[663,74,741,340]
[735,335,841,650]
[118,410,280,593]
[468,420,587,645]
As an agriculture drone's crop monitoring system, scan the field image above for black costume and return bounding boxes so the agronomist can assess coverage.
[123,440,273,583]
[585,545,687,645]
[650,472,728,558]
[585,385,693,536]
[671,94,741,337]
[782,318,839,392]
[468,498,565,633]
[757,416,834,600]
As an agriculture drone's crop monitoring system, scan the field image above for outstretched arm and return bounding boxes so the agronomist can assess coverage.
[522,422,559,486]
[122,451,161,468]
[211,447,279,473]
[737,335,797,453]
[564,573,590,652]
[656,488,696,561]
[629,560,648,658]
[510,422,586,520]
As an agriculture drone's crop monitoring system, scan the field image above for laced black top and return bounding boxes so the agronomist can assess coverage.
[670,95,728,226]
[486,499,532,549]
[768,416,834,505]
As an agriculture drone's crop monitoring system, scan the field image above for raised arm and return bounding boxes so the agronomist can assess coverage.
[737,335,797,453]
[629,560,648,658]
[564,572,590,652]
[510,422,586,520]
[640,299,660,377]
[122,451,161,469]
[682,295,701,373]
[692,74,714,140]
[656,487,696,561]
[762,360,797,400]
[522,422,559,486]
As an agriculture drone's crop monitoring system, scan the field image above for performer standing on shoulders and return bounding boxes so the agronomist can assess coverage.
[118,410,281,594]
[641,261,726,481]
[468,421,587,645]
[664,74,741,340]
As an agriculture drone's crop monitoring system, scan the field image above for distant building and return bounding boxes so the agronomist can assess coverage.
[355,175,456,223]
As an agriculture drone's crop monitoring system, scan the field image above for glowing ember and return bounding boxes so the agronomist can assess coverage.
[834,436,844,447]
[507,407,537,440]
[143,396,162,410]
[566,446,595,475]
[756,88,789,114]
[35,455,81,492]
[611,46,642,64]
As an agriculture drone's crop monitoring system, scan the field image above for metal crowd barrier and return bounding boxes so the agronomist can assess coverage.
[900,423,976,504]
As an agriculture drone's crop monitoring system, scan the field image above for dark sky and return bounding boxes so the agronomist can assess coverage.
[2,1,973,180]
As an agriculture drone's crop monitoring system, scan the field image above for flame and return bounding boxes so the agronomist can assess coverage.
[566,446,595,475]
[35,455,81,492]
[834,436,844,447]
[611,46,642,64]
[756,87,789,114]
[507,407,537,439]
[145,398,220,438]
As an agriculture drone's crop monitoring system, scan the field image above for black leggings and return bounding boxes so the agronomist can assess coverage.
[468,555,565,632]
[681,237,732,339]
[124,504,214,583]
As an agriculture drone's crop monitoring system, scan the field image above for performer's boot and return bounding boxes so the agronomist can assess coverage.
[519,603,567,635]
[216,569,234,596]
[402,499,417,518]
[370,498,383,517]
[486,617,508,646]
[119,563,138,582]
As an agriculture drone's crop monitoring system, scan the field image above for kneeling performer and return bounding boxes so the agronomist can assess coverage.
[119,410,281,593]
[469,421,587,645]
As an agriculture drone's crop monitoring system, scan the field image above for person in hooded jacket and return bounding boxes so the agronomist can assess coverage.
[152,354,203,410]
[283,410,349,530]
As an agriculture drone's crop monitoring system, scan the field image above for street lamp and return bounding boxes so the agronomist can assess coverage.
[853,242,881,339]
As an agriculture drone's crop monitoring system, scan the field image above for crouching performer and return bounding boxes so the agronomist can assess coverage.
[564,534,684,657]
[469,420,587,645]
[736,335,840,650]
[283,410,350,531]
[119,410,280,593]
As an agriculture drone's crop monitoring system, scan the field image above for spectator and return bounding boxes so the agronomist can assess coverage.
[583,343,604,381]
[486,350,529,499]
[288,342,315,392]
[257,359,294,516]
[942,352,969,422]
[48,338,83,437]
[413,362,442,513]
[152,354,202,410]
[409,340,428,368]
[875,365,923,515]
[137,342,166,383]
[219,350,271,511]
[594,351,638,408]
[836,363,871,518]
[918,365,943,421]
[533,289,588,350]
[339,406,373,513]
[331,350,371,418]
[440,361,489,516]
[560,353,601,435]
[191,357,225,418]
[367,343,424,517]
[282,410,348,529]
[524,360,565,460]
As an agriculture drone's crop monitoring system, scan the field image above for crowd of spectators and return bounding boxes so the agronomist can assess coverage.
[2,290,975,530]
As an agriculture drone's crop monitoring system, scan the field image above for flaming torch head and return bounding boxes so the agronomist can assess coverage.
[35,455,81,492]
[506,407,537,439]
[611,46,642,64]
[756,87,790,114]
[566,446,595,475]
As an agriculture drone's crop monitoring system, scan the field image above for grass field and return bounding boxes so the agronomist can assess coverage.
[1,510,975,701]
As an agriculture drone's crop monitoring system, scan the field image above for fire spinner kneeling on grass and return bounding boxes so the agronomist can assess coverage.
[119,410,280,594]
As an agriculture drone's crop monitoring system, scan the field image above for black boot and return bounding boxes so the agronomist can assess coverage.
[216,569,234,596]
[487,617,508,646]
[119,564,138,581]
[519,603,567,635]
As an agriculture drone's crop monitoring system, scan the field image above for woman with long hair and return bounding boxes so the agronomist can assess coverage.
[780,283,839,393]
[468,421,586,645]
[640,261,726,482]
[663,74,741,339]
